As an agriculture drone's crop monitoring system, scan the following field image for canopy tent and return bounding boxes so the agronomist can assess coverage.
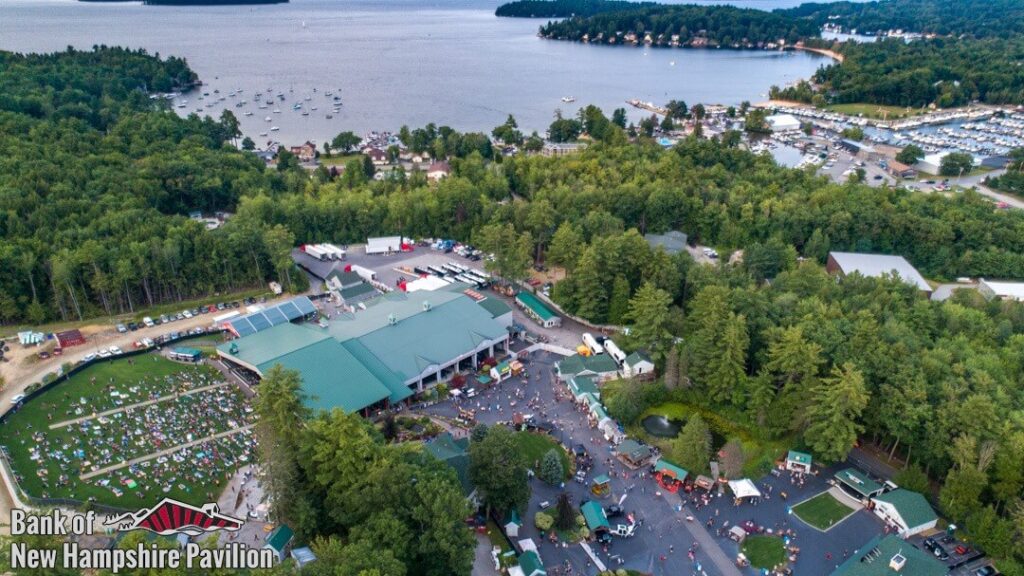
[18,331,44,346]
[728,479,762,500]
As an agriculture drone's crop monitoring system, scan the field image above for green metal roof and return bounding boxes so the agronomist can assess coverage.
[327,269,363,287]
[617,439,652,461]
[340,282,377,300]
[624,350,652,366]
[424,433,472,495]
[518,550,546,576]
[590,403,609,421]
[653,459,688,481]
[259,339,392,413]
[580,501,609,531]
[873,489,937,529]
[834,468,883,497]
[342,339,414,404]
[557,354,620,377]
[591,474,610,485]
[787,450,812,465]
[831,534,946,576]
[265,525,293,552]
[173,347,201,357]
[568,375,599,398]
[516,292,557,321]
[477,297,512,318]
[217,322,330,367]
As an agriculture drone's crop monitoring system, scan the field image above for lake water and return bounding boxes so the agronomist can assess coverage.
[1,0,829,145]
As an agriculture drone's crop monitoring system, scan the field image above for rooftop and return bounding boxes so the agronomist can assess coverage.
[653,459,688,480]
[557,353,620,377]
[424,432,473,495]
[516,292,557,321]
[580,501,609,531]
[979,278,1024,301]
[872,489,937,529]
[829,252,931,292]
[477,297,512,319]
[787,450,812,465]
[831,534,947,576]
[834,468,883,497]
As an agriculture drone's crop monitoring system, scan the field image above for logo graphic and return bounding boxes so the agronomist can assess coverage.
[105,498,244,537]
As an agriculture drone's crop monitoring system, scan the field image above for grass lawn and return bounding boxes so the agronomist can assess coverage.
[825,103,924,119]
[2,355,247,510]
[792,492,856,531]
[742,535,787,569]
[514,431,570,480]
[635,402,791,478]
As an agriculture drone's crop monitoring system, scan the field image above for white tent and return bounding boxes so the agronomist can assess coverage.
[728,479,762,500]
[766,113,801,132]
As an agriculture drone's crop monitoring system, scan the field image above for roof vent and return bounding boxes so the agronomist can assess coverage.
[889,553,906,572]
[388,313,397,326]
[423,300,432,312]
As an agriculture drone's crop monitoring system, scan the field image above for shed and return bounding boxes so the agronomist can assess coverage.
[580,501,610,532]
[55,329,85,348]
[785,450,812,473]
[515,292,560,328]
[171,347,202,362]
[263,524,293,563]
[591,474,611,497]
[870,489,938,537]
[623,350,655,378]
[504,509,523,539]
[514,549,547,576]
[291,547,317,568]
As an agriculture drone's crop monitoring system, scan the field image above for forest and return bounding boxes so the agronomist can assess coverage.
[495,0,654,18]
[536,4,819,48]
[779,0,1024,39]
[771,37,1024,108]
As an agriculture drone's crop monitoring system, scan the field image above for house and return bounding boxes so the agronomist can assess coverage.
[555,353,620,382]
[622,351,655,378]
[289,141,317,163]
[838,139,877,158]
[644,230,689,255]
[427,161,450,181]
[541,142,586,157]
[507,549,546,576]
[785,450,812,473]
[870,489,938,537]
[504,509,522,539]
[830,534,947,576]
[978,278,1024,302]
[567,375,599,401]
[886,160,917,179]
[363,147,388,166]
[264,525,294,563]
[826,252,932,295]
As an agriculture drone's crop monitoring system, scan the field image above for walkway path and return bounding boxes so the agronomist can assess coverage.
[49,382,230,430]
[664,490,743,576]
[79,424,254,480]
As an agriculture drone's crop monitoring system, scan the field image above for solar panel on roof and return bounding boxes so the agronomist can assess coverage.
[263,307,287,325]
[230,319,257,337]
[294,297,316,315]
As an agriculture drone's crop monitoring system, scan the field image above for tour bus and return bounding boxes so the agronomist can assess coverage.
[427,265,447,277]
[582,332,605,355]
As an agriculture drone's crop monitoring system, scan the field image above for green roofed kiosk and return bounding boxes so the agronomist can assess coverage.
[515,291,560,328]
[580,501,610,533]
[834,468,885,502]
[786,450,812,473]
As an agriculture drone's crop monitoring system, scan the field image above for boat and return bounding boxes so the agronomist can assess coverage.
[302,111,309,116]
[561,96,576,103]
[244,111,253,116]
[270,126,280,131]
[274,108,281,113]
[326,114,333,119]
[311,106,317,111]
[259,131,268,137]
[265,116,272,122]
[177,102,186,108]
[293,103,302,110]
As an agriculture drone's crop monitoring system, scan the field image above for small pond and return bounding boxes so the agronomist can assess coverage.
[640,414,728,450]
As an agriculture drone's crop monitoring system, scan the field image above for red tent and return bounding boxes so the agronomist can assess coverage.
[55,329,85,348]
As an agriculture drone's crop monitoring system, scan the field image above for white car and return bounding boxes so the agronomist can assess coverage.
[97,349,111,358]
[183,310,193,319]
[109,346,123,355]
[143,317,155,327]
[10,394,26,404]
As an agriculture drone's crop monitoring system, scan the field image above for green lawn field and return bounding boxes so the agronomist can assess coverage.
[742,535,787,569]
[515,431,570,480]
[792,492,856,530]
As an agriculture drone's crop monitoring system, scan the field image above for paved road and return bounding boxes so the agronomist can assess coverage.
[664,490,743,576]
[80,424,254,480]
[49,382,230,429]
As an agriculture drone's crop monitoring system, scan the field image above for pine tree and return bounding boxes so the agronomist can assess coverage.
[555,492,575,531]
[745,373,775,426]
[672,414,712,475]
[764,325,822,393]
[540,448,564,486]
[625,282,672,359]
[607,275,631,324]
[705,312,748,406]
[573,247,608,322]
[804,363,869,462]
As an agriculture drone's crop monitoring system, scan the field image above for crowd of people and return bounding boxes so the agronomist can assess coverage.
[6,357,255,506]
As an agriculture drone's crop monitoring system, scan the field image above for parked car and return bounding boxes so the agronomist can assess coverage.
[923,538,937,552]
[143,317,155,328]
[159,314,169,324]
[605,505,624,518]
[933,547,949,561]
[97,348,111,358]
[10,394,26,405]
[182,310,193,319]
[116,323,127,333]
[127,322,138,331]
[975,566,997,576]
[83,353,97,362]
[109,346,122,355]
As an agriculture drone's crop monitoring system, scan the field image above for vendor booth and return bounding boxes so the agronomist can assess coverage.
[652,459,688,493]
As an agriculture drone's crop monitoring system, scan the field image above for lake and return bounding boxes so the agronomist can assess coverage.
[1,0,829,145]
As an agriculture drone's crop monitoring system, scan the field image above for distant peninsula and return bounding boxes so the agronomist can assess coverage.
[79,0,287,5]
[495,0,654,18]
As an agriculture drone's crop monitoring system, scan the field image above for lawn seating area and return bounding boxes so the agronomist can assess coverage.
[1,355,255,510]
[514,431,570,480]
[742,534,787,569]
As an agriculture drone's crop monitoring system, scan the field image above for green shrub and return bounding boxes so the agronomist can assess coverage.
[534,511,554,531]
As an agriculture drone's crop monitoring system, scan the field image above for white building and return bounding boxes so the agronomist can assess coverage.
[623,351,655,378]
[978,278,1024,301]
[766,113,801,132]
[870,489,938,538]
